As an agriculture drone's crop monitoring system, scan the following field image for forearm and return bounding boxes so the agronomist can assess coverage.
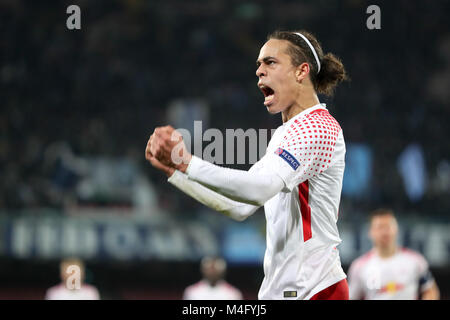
[184,156,285,206]
[168,170,260,221]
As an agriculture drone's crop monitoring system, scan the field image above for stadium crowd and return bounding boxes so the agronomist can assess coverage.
[1,0,450,218]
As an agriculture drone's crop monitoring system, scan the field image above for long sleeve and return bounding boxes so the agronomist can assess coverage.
[185,155,286,206]
[168,170,261,221]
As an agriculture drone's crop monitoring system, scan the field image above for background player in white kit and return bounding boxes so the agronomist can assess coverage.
[183,256,243,300]
[347,209,440,300]
[45,258,100,300]
[145,30,349,299]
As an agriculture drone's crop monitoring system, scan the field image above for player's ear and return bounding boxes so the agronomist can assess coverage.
[296,63,309,82]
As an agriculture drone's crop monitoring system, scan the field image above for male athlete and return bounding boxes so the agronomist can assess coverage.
[146,30,348,299]
[183,256,243,300]
[45,258,100,300]
[348,209,440,300]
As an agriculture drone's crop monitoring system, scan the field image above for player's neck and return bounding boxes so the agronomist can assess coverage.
[375,245,398,259]
[281,92,320,123]
[207,279,221,287]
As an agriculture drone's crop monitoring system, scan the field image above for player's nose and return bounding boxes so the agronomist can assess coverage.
[256,65,266,78]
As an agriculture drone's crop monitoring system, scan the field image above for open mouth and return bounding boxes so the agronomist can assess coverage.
[259,85,275,106]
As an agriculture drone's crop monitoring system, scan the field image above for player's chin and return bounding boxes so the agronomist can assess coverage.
[264,98,275,111]
[265,101,282,114]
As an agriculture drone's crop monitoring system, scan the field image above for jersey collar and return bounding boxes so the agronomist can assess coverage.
[283,103,327,127]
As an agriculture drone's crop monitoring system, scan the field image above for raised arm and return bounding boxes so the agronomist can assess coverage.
[168,170,261,221]
[147,126,286,206]
[145,145,260,221]
[148,118,342,207]
[184,155,285,206]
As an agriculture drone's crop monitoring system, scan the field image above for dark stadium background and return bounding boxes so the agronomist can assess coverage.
[0,0,449,299]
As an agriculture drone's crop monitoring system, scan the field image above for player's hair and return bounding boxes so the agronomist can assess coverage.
[369,208,396,223]
[61,257,84,268]
[267,30,348,96]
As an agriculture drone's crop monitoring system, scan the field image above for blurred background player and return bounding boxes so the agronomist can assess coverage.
[45,258,100,300]
[183,256,243,300]
[347,209,440,300]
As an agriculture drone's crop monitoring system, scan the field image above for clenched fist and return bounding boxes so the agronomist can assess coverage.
[145,125,192,175]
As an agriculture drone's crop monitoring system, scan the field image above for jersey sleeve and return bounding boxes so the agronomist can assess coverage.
[416,253,435,293]
[186,155,285,206]
[168,170,260,221]
[267,111,342,191]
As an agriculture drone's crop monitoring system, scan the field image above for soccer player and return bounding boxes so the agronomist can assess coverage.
[183,256,243,300]
[45,258,100,300]
[347,209,440,300]
[146,30,348,299]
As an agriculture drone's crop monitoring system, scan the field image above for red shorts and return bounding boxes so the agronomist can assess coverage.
[310,279,349,300]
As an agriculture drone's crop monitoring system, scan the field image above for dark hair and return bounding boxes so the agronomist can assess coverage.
[267,30,348,96]
[369,208,396,223]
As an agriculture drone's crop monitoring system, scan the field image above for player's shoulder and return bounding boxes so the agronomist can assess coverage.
[184,280,207,292]
[183,280,210,300]
[285,107,341,141]
[219,281,243,299]
[45,283,65,300]
[46,283,64,293]
[302,106,340,126]
[399,247,427,263]
[220,281,241,292]
[82,284,99,293]
[306,107,341,133]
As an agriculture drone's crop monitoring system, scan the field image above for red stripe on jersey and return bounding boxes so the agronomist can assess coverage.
[310,279,349,300]
[299,181,312,242]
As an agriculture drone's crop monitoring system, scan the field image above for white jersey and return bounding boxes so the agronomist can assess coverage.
[183,280,243,300]
[348,248,435,300]
[45,283,100,300]
[252,104,346,300]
